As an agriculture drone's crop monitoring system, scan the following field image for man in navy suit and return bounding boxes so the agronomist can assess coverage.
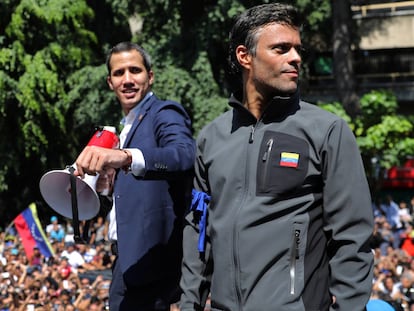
[74,42,195,310]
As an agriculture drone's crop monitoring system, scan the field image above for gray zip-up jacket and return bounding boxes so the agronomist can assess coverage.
[180,92,374,311]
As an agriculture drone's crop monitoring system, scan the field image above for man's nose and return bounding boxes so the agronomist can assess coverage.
[289,47,302,65]
[123,70,133,83]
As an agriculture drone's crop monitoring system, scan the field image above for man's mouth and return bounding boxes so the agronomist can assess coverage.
[122,89,138,98]
[284,71,298,78]
[123,89,137,94]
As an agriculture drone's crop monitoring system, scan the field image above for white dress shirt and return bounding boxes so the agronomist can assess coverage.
[107,92,153,241]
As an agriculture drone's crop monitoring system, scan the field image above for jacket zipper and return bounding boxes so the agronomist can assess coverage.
[234,124,257,310]
[262,138,274,162]
[261,138,274,187]
[249,115,265,143]
[249,125,255,143]
[290,229,300,295]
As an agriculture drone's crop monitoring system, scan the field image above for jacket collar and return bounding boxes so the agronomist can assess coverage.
[229,90,300,122]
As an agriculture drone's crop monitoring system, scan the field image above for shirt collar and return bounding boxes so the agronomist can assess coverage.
[120,91,153,126]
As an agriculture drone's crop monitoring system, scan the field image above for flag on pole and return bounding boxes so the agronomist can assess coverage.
[14,203,54,259]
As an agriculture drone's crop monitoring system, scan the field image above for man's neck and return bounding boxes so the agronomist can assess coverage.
[242,85,268,119]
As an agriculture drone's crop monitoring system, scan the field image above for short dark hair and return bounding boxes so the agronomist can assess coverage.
[228,3,303,76]
[106,42,152,74]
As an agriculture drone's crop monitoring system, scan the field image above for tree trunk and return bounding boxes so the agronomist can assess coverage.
[332,0,360,118]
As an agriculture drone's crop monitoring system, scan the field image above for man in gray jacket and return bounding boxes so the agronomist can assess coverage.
[180,3,374,311]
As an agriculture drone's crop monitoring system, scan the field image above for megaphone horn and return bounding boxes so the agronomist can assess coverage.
[39,126,119,221]
[39,166,100,221]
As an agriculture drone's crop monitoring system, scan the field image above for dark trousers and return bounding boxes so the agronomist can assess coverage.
[109,256,173,311]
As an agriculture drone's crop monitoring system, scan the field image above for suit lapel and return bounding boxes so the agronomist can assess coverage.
[123,95,155,147]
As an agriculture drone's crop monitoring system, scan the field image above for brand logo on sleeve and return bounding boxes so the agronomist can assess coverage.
[280,152,299,168]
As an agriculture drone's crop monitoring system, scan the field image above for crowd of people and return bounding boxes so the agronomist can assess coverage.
[370,195,414,311]
[0,216,113,311]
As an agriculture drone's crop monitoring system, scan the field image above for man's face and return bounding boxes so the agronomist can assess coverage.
[239,23,302,97]
[107,49,154,114]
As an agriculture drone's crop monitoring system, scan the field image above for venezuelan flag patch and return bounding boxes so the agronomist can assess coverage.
[280,152,299,168]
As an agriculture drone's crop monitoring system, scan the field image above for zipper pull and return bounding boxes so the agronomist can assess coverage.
[249,125,255,143]
[262,138,274,162]
[295,229,300,259]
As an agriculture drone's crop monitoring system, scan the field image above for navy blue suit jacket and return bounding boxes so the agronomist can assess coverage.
[113,94,195,292]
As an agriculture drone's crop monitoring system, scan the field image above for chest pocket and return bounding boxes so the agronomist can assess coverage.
[256,131,309,196]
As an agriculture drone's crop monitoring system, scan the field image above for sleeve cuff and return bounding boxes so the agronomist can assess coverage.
[124,148,145,176]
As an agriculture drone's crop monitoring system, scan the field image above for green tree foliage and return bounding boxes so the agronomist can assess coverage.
[0,0,126,223]
[318,90,414,196]
[356,91,414,169]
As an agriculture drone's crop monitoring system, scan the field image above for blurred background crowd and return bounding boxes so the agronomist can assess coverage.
[369,195,414,311]
[0,215,112,311]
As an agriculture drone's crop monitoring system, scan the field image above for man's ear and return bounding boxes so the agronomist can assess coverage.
[235,45,251,70]
[148,70,154,86]
[107,76,114,90]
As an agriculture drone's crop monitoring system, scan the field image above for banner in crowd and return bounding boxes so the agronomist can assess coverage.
[14,203,55,259]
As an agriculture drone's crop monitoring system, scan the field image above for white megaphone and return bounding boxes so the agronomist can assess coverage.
[39,126,119,221]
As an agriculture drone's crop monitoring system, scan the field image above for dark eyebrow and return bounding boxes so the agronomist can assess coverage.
[112,66,143,76]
